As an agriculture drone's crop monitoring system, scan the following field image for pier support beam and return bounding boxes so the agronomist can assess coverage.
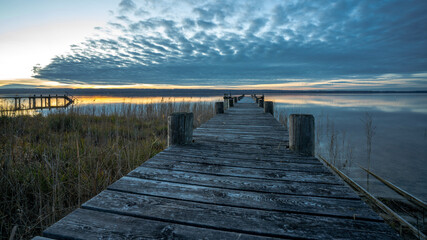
[168,112,194,146]
[289,114,315,156]
[215,102,224,114]
[264,101,274,115]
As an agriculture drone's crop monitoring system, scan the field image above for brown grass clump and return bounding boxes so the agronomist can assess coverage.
[0,99,215,239]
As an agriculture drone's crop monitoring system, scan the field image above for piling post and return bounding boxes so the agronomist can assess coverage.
[14,98,17,110]
[40,95,43,108]
[168,112,194,146]
[223,98,229,110]
[258,99,264,108]
[264,101,274,115]
[228,98,234,107]
[29,97,32,108]
[289,114,315,156]
[233,97,237,103]
[33,95,36,108]
[215,102,224,114]
[48,95,51,109]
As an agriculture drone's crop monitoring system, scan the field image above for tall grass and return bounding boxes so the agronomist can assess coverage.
[0,99,215,239]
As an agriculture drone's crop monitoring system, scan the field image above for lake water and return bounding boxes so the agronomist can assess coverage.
[1,91,426,201]
[266,93,427,202]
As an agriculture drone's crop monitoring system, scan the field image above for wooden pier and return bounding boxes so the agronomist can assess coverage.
[0,94,73,111]
[35,96,399,239]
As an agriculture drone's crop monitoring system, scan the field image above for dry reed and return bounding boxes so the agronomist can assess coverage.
[0,99,215,239]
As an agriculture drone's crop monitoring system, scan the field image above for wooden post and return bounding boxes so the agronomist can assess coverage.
[29,97,31,108]
[264,101,274,115]
[14,98,17,110]
[33,95,36,108]
[233,97,237,103]
[48,95,51,109]
[215,102,224,114]
[40,95,43,108]
[289,114,315,156]
[223,98,229,110]
[258,99,264,108]
[168,112,194,146]
[228,98,234,107]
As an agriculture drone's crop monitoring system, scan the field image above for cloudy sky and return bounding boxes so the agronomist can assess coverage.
[1,0,426,90]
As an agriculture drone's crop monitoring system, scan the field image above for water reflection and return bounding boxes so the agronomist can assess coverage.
[268,93,427,202]
[267,93,427,113]
[75,96,222,105]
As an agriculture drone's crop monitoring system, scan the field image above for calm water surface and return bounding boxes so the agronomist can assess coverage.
[267,93,427,201]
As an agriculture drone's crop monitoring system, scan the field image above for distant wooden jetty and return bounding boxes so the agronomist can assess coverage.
[0,94,74,111]
[34,95,400,239]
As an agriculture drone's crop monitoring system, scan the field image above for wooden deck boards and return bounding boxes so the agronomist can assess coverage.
[38,97,400,239]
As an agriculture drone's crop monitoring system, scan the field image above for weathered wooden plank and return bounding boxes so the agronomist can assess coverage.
[162,146,322,164]
[43,208,274,240]
[204,118,283,124]
[83,190,398,239]
[152,152,327,171]
[193,133,288,145]
[142,158,339,184]
[193,138,289,148]
[197,125,286,131]
[128,166,359,199]
[185,141,289,153]
[32,237,53,240]
[195,128,287,135]
[109,177,381,220]
[194,128,287,136]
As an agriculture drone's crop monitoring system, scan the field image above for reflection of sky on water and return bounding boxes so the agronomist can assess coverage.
[74,96,222,105]
[269,93,427,201]
[268,93,427,114]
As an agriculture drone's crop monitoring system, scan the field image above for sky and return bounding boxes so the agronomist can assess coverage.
[0,0,427,90]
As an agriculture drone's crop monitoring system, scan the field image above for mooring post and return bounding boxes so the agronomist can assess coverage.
[264,101,274,115]
[33,95,36,108]
[29,97,31,108]
[228,97,234,107]
[289,114,315,156]
[233,97,237,103]
[215,102,224,114]
[258,99,264,108]
[168,112,194,147]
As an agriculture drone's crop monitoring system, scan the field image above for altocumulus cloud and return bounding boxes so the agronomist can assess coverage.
[34,0,427,87]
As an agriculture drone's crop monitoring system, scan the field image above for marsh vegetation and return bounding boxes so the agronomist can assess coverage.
[0,99,215,239]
